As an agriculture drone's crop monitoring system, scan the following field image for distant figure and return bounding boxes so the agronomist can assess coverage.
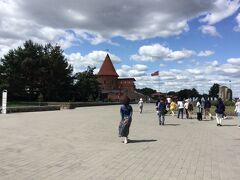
[119,96,133,144]
[235,98,240,128]
[138,98,143,113]
[166,97,171,111]
[177,98,184,119]
[170,100,177,116]
[184,99,190,119]
[215,98,225,126]
[158,98,167,125]
[188,101,194,119]
[156,98,160,115]
[196,99,203,121]
[204,98,213,120]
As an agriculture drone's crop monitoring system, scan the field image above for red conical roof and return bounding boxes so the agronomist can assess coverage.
[98,54,119,77]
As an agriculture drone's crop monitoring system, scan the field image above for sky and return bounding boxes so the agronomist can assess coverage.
[0,0,240,97]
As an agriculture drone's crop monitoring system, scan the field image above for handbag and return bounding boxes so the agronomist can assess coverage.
[123,116,129,125]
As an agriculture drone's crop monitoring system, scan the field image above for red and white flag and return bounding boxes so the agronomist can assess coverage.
[151,70,159,76]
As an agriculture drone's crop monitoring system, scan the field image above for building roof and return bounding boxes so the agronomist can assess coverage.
[118,78,136,81]
[97,54,119,77]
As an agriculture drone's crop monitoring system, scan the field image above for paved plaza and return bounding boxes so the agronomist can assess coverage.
[0,104,239,180]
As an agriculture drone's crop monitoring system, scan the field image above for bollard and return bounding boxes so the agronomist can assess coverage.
[2,90,7,114]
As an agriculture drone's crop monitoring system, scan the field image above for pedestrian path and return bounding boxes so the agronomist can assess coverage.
[0,104,239,180]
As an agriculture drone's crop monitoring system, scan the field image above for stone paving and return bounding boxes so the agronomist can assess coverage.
[0,104,239,180]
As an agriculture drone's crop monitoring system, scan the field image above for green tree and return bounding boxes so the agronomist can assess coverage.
[0,40,73,101]
[136,87,156,96]
[177,88,199,99]
[190,88,200,98]
[209,83,219,98]
[73,66,101,101]
[167,91,177,96]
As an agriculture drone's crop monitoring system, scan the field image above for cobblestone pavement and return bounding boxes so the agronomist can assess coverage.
[0,104,239,180]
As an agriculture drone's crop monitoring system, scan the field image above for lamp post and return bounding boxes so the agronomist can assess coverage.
[2,90,7,114]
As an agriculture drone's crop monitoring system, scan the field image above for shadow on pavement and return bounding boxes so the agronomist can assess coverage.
[222,124,237,126]
[129,139,157,143]
[202,119,214,121]
[164,124,180,126]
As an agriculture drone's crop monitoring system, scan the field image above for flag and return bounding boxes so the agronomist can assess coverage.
[151,71,159,76]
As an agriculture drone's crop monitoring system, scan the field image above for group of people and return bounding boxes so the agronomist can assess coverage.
[155,98,212,121]
[118,96,240,144]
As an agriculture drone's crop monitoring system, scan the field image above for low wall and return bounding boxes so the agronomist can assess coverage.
[48,102,122,109]
[4,105,61,113]
[0,102,124,113]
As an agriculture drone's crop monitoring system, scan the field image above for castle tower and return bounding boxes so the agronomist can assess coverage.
[97,54,119,92]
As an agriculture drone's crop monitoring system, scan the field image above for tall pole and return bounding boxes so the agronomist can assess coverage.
[158,76,160,93]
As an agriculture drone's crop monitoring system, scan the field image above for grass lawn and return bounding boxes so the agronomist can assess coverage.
[7,101,42,107]
[210,106,236,116]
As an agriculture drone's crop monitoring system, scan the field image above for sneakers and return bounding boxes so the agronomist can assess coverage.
[124,137,128,144]
[217,124,222,126]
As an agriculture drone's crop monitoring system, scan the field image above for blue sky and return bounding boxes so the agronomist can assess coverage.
[0,0,240,97]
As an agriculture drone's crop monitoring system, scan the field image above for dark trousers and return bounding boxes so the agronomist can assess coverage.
[185,109,189,119]
[197,113,202,120]
[178,109,184,119]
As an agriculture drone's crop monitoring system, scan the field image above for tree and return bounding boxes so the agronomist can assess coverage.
[136,87,156,97]
[177,88,199,99]
[0,40,73,101]
[73,66,101,101]
[209,83,219,98]
[167,91,177,96]
[190,88,199,98]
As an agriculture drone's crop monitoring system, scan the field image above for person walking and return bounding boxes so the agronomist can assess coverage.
[119,96,133,144]
[196,99,203,121]
[158,98,167,125]
[235,98,240,128]
[170,100,177,116]
[215,98,225,126]
[177,98,184,119]
[138,98,143,113]
[156,98,160,115]
[184,99,190,119]
[204,98,213,120]
[188,101,194,119]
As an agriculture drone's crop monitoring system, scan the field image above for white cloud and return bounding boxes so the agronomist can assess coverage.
[234,13,240,31]
[131,44,215,62]
[200,25,221,37]
[117,64,148,77]
[211,60,219,66]
[132,64,148,71]
[0,0,237,51]
[131,44,196,62]
[177,61,183,64]
[133,59,240,97]
[200,0,240,25]
[198,50,215,57]
[227,58,240,65]
[65,51,121,72]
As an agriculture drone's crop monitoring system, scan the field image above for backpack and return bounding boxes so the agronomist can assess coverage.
[188,103,193,111]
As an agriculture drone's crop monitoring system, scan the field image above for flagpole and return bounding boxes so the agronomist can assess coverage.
[151,70,160,94]
[158,75,160,93]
